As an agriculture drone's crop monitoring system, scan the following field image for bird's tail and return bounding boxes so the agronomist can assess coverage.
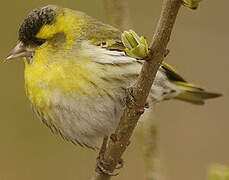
[173,81,222,105]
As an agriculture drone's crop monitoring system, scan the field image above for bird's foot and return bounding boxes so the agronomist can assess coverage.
[116,159,124,169]
[125,87,145,115]
[96,158,119,176]
[96,136,119,176]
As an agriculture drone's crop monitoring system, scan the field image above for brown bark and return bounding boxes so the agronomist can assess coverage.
[92,0,182,179]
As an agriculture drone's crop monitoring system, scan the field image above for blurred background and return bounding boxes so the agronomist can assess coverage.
[0,0,228,180]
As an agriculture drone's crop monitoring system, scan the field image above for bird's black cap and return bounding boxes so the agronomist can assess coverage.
[18,5,56,45]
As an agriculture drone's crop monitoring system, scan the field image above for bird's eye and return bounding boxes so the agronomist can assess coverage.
[34,38,46,46]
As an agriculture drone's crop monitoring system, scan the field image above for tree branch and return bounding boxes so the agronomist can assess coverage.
[103,0,132,30]
[91,0,182,179]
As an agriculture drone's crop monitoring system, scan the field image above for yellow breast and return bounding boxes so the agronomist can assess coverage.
[24,46,108,110]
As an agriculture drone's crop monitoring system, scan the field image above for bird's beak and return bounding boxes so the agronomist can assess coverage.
[6,42,33,60]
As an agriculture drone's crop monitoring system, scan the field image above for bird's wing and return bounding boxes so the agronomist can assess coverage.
[84,17,126,51]
[161,62,206,90]
[84,26,138,65]
[84,19,189,84]
[161,62,187,82]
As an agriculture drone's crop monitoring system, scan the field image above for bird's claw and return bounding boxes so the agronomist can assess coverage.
[116,159,124,169]
[96,136,122,176]
[125,87,145,115]
[96,158,119,176]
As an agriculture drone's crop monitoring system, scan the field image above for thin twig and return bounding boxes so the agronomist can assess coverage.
[91,0,182,179]
[104,1,165,179]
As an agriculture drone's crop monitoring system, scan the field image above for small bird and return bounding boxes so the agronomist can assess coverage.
[7,5,221,149]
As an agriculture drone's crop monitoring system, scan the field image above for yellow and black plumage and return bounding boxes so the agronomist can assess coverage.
[7,5,221,149]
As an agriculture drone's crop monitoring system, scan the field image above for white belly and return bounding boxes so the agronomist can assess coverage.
[33,90,125,149]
